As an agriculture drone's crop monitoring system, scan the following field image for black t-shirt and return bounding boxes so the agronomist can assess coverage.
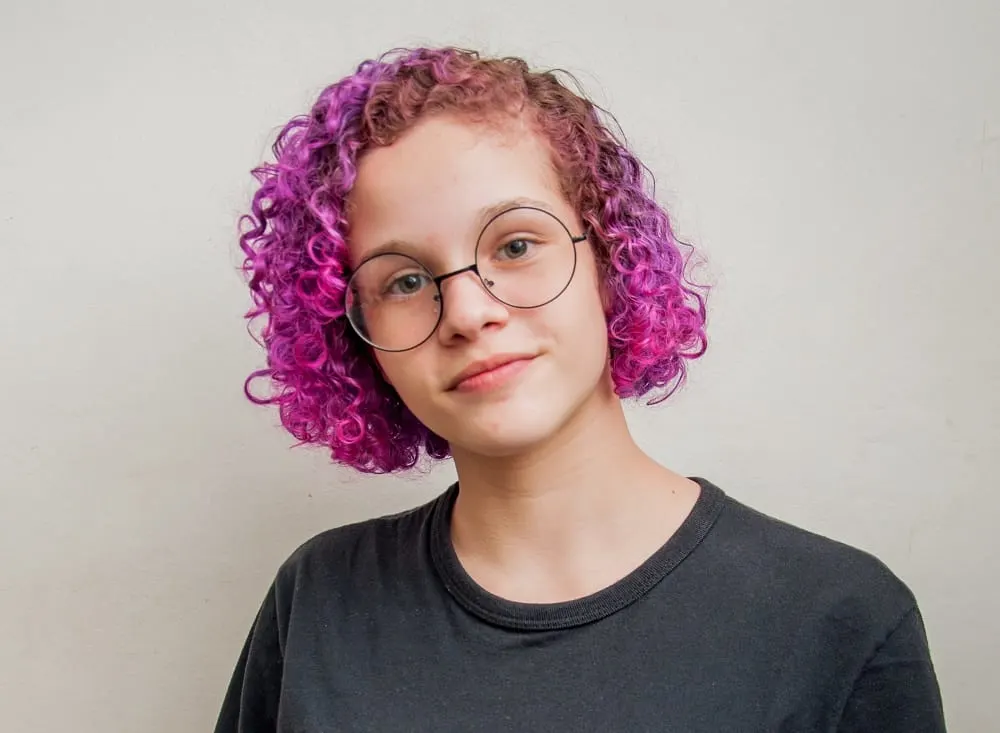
[214,478,946,732]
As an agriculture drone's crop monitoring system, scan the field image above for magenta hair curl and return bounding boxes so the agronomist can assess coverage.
[240,46,709,473]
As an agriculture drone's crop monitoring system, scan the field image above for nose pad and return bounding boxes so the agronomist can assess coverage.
[436,269,508,339]
[439,267,494,307]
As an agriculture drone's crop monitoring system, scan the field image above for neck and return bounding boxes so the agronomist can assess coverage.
[447,373,700,603]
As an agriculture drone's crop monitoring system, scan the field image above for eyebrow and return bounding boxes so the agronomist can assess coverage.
[476,196,557,225]
[360,196,560,262]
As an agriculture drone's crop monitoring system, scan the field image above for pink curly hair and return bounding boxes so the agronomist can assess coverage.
[240,46,709,473]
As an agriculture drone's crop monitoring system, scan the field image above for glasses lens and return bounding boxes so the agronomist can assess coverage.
[345,253,440,351]
[476,207,578,308]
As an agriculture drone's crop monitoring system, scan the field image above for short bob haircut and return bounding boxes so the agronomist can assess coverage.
[240,46,709,474]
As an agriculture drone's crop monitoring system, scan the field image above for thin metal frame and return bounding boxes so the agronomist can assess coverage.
[345,206,587,352]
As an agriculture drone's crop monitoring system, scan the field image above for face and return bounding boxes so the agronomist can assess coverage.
[346,114,611,458]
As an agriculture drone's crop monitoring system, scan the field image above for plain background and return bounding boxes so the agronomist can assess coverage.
[2,0,997,730]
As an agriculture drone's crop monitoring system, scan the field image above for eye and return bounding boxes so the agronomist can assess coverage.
[498,238,533,260]
[385,272,431,296]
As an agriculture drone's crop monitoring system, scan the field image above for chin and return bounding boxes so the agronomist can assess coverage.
[454,427,557,459]
[440,392,578,458]
[417,353,609,459]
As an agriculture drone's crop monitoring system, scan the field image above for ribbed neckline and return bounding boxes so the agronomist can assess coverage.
[429,476,727,631]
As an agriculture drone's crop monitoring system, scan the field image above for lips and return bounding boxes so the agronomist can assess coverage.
[447,353,537,391]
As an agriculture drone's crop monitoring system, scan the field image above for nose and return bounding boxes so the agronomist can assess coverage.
[435,267,509,343]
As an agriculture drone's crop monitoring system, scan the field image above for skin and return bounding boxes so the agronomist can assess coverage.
[348,114,701,604]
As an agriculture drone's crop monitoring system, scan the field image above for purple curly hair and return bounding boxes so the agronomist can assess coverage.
[240,46,709,474]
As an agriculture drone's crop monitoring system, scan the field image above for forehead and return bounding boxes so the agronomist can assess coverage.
[346,115,569,258]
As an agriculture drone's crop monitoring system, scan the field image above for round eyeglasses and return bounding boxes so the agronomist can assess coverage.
[344,206,587,352]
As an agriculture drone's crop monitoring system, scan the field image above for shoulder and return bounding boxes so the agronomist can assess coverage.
[269,487,449,601]
[693,480,944,731]
[702,480,918,630]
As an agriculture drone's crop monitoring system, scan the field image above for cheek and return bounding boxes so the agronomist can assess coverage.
[373,352,404,390]
[549,269,610,362]
[374,352,433,410]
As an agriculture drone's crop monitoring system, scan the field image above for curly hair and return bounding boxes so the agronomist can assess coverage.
[240,46,709,474]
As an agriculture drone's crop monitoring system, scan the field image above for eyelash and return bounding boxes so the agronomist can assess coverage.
[377,234,544,297]
[385,271,432,297]
[493,237,539,261]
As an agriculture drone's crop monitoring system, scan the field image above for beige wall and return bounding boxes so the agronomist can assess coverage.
[2,0,997,729]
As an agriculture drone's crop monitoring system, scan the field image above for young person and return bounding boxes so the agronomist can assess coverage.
[215,47,946,731]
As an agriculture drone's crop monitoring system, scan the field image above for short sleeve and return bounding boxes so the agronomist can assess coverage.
[214,583,284,733]
[837,606,946,732]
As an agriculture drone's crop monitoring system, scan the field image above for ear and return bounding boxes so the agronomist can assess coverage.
[371,350,394,387]
[586,230,614,316]
[600,278,613,315]
[597,259,614,316]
